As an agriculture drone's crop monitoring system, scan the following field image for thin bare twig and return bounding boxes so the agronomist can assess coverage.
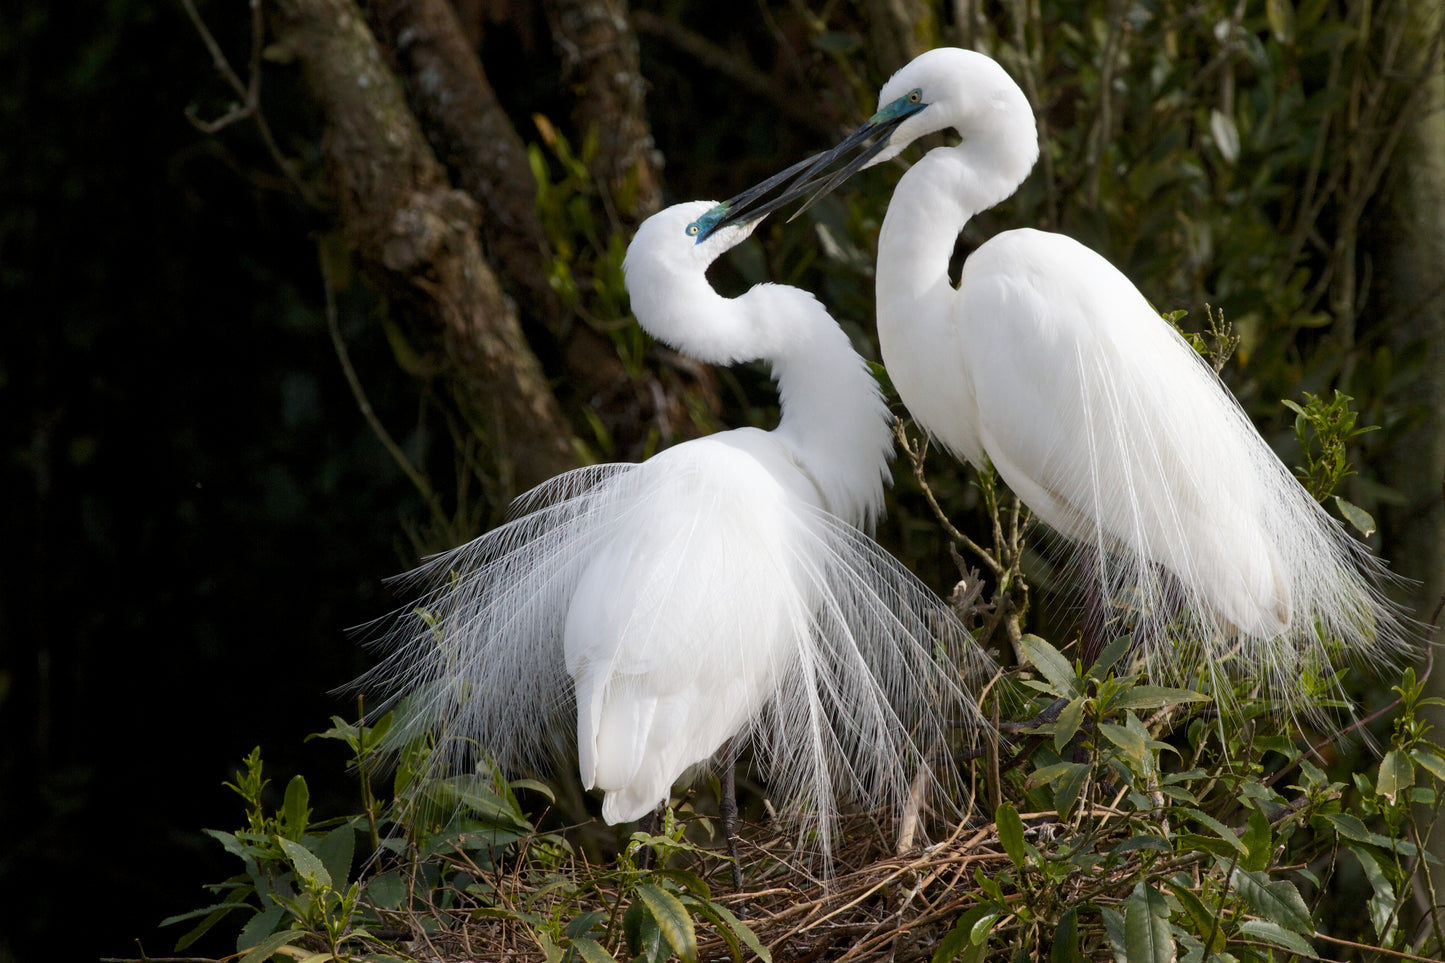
[894,419,1002,576]
[180,0,320,206]
[318,244,449,530]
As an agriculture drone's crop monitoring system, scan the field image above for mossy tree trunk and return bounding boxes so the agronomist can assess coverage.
[269,0,581,504]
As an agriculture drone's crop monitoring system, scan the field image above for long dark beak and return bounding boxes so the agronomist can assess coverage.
[697,102,925,239]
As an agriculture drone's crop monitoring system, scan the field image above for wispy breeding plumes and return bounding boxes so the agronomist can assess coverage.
[351,201,996,866]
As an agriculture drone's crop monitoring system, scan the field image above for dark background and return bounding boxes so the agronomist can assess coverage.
[2,3,415,957]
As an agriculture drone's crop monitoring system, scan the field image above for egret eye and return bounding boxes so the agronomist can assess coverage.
[686,223,701,236]
[907,88,922,104]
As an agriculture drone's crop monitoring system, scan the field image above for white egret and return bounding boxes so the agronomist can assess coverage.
[704,48,1409,719]
[356,199,991,868]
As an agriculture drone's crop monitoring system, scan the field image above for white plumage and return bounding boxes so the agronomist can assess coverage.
[705,48,1409,718]
[357,200,990,855]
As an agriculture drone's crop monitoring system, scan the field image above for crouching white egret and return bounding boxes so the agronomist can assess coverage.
[355,199,992,869]
[703,47,1410,720]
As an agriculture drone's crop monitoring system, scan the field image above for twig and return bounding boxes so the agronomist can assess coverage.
[1310,930,1443,962]
[318,244,450,530]
[1262,594,1442,790]
[179,0,320,206]
[894,419,1002,576]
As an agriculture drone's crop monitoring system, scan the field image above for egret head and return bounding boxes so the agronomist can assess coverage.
[697,48,1038,237]
[627,200,763,281]
[623,200,768,349]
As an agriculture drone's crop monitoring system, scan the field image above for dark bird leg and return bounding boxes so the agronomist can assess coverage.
[637,809,659,869]
[720,737,745,896]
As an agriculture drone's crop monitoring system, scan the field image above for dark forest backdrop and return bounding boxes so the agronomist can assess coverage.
[2,1,1443,960]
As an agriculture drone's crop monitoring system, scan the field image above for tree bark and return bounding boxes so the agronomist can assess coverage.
[542,0,662,227]
[367,0,557,325]
[269,0,578,494]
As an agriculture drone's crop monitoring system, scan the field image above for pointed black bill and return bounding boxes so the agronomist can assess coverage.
[696,98,926,240]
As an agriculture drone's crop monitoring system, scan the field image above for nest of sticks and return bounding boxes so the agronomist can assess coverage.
[352,806,1103,963]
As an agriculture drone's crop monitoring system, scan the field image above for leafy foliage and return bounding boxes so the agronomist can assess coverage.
[166,636,1443,961]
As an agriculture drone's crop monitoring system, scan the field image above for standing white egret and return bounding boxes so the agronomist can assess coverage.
[703,48,1409,718]
[356,199,990,867]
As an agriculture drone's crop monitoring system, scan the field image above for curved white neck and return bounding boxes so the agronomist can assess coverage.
[631,271,892,528]
[761,287,892,530]
[877,143,1028,315]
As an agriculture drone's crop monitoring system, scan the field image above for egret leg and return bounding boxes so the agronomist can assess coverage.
[720,737,745,895]
[637,810,659,870]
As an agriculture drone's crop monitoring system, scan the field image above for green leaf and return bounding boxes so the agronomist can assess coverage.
[1413,747,1445,783]
[1230,869,1312,934]
[314,824,354,890]
[1099,723,1147,764]
[975,865,1003,901]
[281,775,310,841]
[366,871,406,910]
[969,911,1001,946]
[509,777,557,803]
[636,883,698,963]
[1054,763,1089,820]
[1347,845,1399,942]
[1053,698,1086,752]
[1050,908,1080,963]
[1321,812,1371,842]
[623,899,664,963]
[1177,834,1238,859]
[1030,761,1085,785]
[687,901,744,963]
[1240,919,1315,955]
[569,936,618,963]
[1122,882,1174,963]
[1334,496,1376,537]
[934,905,997,963]
[1020,635,1081,697]
[236,900,286,953]
[701,900,771,963]
[1110,834,1171,856]
[537,930,566,963]
[995,800,1027,869]
[655,868,711,900]
[1377,749,1414,804]
[277,836,331,890]
[166,894,252,953]
[1030,761,1091,820]
[1088,636,1133,680]
[1241,807,1271,872]
[1181,808,1245,853]
[1100,907,1127,963]
[238,928,301,963]
[161,899,249,928]
[565,911,609,939]
[1164,880,1223,952]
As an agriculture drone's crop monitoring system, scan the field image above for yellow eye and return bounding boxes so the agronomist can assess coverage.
[908,89,922,104]
[686,223,701,236]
